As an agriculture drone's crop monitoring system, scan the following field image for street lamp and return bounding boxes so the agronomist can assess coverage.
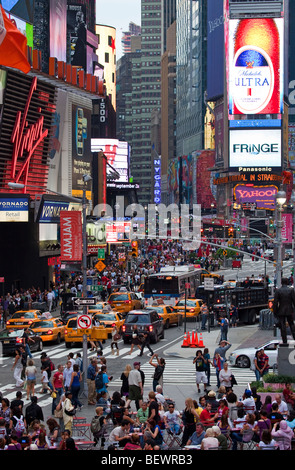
[275,189,286,289]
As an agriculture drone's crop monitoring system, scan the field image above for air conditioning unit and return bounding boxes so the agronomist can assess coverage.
[255,210,266,218]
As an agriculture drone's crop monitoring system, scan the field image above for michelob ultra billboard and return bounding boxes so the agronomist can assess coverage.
[228,17,284,115]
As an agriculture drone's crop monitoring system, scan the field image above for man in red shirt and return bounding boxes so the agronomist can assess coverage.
[52,364,64,414]
[200,402,218,425]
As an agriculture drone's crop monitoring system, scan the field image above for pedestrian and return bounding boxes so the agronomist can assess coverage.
[63,360,73,392]
[95,365,110,396]
[218,361,233,392]
[213,352,225,388]
[25,358,37,400]
[75,352,83,372]
[193,350,208,394]
[125,362,143,410]
[149,354,165,392]
[63,391,75,434]
[201,302,209,330]
[87,358,98,405]
[128,325,142,355]
[203,347,212,386]
[230,304,238,327]
[52,364,65,414]
[22,328,34,358]
[139,329,154,357]
[11,349,24,388]
[40,352,54,391]
[181,397,200,447]
[24,396,44,428]
[273,277,295,345]
[69,364,83,410]
[253,349,270,382]
[111,325,120,356]
[47,289,55,312]
[120,364,131,399]
[214,340,232,361]
[219,315,229,341]
[41,365,51,394]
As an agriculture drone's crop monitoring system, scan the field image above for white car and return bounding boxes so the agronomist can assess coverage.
[228,339,280,368]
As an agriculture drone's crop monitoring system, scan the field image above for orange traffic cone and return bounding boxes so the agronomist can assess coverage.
[198,332,204,347]
[187,332,191,347]
[181,332,188,348]
[190,330,199,347]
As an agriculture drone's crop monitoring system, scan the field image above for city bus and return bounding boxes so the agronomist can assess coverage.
[144,266,202,306]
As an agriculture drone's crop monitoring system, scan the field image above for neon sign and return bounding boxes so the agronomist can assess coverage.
[234,184,278,210]
[10,76,49,187]
[153,157,161,204]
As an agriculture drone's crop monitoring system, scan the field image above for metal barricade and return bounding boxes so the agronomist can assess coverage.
[259,309,274,330]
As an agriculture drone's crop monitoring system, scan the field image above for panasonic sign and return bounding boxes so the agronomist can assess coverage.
[229,128,281,170]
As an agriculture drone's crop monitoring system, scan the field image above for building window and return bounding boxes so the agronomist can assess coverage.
[105,52,109,63]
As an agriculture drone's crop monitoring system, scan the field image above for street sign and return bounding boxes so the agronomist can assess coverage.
[95,260,106,272]
[73,297,96,306]
[204,278,214,291]
[97,248,105,260]
[77,314,92,329]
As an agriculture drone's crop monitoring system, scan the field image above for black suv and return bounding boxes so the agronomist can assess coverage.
[122,308,165,344]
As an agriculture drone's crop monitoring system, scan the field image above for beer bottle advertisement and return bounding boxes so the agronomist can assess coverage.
[228,18,284,116]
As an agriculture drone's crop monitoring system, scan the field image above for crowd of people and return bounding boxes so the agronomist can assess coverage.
[1,333,295,451]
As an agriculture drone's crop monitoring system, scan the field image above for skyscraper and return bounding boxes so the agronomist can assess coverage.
[128,0,176,206]
[176,0,207,157]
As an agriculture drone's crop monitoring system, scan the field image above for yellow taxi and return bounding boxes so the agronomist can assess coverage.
[107,291,142,314]
[30,318,66,344]
[64,315,108,348]
[150,304,179,329]
[173,298,203,318]
[200,269,222,283]
[84,302,109,313]
[91,310,125,337]
[6,310,42,329]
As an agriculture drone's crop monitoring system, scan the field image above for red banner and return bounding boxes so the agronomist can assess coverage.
[60,211,82,262]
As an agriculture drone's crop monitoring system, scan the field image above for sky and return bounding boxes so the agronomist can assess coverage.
[96,0,142,59]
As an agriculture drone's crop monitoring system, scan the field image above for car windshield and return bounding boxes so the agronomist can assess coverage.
[94,314,117,321]
[0,329,25,338]
[31,321,54,328]
[109,294,129,301]
[12,311,36,319]
[125,314,151,324]
[176,300,196,307]
[89,303,105,310]
[151,306,163,313]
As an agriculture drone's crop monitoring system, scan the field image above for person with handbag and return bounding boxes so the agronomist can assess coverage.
[111,326,120,356]
[63,391,75,433]
[128,325,142,355]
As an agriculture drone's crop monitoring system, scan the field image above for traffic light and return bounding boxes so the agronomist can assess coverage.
[131,241,138,258]
[228,227,234,238]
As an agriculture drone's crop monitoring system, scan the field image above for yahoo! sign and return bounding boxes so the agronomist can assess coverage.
[234,184,278,210]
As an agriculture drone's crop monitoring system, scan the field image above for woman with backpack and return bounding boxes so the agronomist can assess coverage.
[9,407,25,439]
[91,406,107,449]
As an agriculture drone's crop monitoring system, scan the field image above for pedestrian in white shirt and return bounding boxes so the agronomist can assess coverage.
[63,361,73,392]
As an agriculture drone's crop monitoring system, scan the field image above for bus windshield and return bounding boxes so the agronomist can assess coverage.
[144,276,179,296]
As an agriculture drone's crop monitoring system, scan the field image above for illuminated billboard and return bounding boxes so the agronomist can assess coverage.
[50,0,67,63]
[229,128,282,171]
[91,138,130,183]
[234,184,278,210]
[228,17,284,116]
